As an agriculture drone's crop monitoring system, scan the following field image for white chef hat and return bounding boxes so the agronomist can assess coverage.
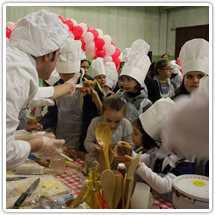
[198,76,209,95]
[44,68,60,86]
[121,48,131,63]
[81,51,87,61]
[130,39,150,55]
[91,57,106,78]
[9,10,68,57]
[56,38,82,74]
[179,39,209,75]
[139,98,175,141]
[170,60,181,74]
[105,62,118,89]
[120,52,151,87]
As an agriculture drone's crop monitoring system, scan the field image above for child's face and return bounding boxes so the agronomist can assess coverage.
[131,124,143,147]
[102,109,124,130]
[158,62,172,79]
[96,75,107,88]
[59,73,76,83]
[81,61,90,74]
[121,75,138,93]
[184,71,207,93]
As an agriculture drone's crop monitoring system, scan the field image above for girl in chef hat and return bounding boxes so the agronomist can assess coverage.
[118,40,152,123]
[81,51,91,74]
[172,39,209,100]
[123,98,194,202]
[153,59,177,98]
[84,95,135,153]
[38,38,103,151]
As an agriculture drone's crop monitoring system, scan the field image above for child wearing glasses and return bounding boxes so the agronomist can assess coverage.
[153,59,177,98]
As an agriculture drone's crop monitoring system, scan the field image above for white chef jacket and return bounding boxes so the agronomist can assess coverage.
[6,44,39,170]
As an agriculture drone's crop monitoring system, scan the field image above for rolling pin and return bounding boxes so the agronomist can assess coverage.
[65,161,83,170]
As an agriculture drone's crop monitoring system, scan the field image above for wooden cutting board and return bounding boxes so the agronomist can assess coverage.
[6,173,69,209]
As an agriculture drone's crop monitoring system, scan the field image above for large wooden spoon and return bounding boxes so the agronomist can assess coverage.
[100,169,116,209]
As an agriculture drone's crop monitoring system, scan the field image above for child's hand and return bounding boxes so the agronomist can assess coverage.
[125,155,141,168]
[85,88,97,96]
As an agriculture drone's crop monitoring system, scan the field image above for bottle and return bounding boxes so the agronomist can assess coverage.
[117,163,127,178]
[117,163,127,209]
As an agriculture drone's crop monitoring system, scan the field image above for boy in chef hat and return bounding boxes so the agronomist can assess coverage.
[118,49,152,123]
[38,38,103,151]
[123,98,194,202]
[91,57,107,89]
[173,39,208,99]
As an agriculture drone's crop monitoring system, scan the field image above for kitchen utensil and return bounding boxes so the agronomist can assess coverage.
[6,177,28,182]
[60,153,73,162]
[14,178,40,207]
[112,170,123,209]
[66,161,83,170]
[126,151,142,179]
[95,123,112,170]
[125,178,134,209]
[32,158,50,167]
[69,185,88,208]
[100,169,116,209]
[95,123,112,145]
[39,196,55,209]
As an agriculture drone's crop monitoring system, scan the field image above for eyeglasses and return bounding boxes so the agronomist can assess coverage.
[162,67,173,71]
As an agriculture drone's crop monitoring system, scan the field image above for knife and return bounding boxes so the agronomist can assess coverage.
[6,177,28,182]
[14,178,40,207]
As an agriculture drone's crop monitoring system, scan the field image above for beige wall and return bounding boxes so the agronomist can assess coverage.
[6,5,209,59]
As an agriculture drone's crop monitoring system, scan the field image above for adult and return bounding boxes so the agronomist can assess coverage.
[6,10,72,170]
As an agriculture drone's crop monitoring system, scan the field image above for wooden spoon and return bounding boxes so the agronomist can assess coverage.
[125,178,134,209]
[126,151,142,179]
[112,170,123,209]
[100,169,116,209]
[95,123,112,169]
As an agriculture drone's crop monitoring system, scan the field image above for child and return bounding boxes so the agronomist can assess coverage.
[172,39,208,100]
[81,59,91,74]
[153,59,176,98]
[84,95,135,153]
[91,57,107,96]
[38,39,103,151]
[119,49,152,123]
[132,118,158,154]
[123,98,194,203]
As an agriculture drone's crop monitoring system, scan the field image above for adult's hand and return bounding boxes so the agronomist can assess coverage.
[30,136,65,159]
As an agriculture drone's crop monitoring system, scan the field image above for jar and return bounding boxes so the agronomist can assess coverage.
[50,156,66,174]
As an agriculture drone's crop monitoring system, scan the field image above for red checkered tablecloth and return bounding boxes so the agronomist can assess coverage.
[57,158,173,209]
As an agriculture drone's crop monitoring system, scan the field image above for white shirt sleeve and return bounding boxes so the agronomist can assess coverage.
[132,151,150,166]
[136,162,176,194]
[6,48,38,170]
[29,87,55,108]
